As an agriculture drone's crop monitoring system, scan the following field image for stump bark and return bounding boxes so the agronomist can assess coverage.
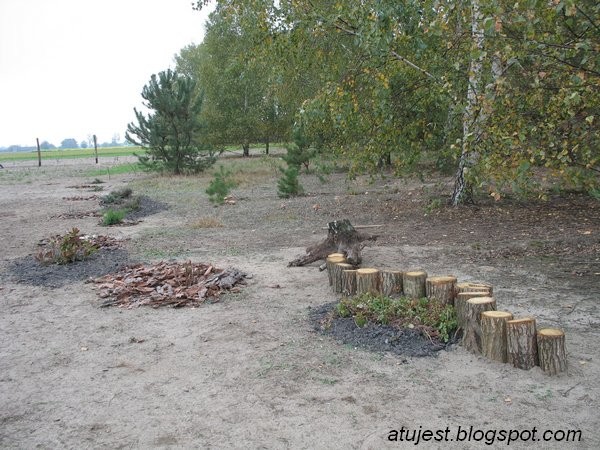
[403,270,427,299]
[455,291,492,331]
[356,268,381,295]
[288,219,377,267]
[332,263,353,294]
[341,269,357,297]
[462,297,497,354]
[507,318,538,370]
[326,255,346,286]
[426,276,457,305]
[481,311,513,363]
[380,270,403,297]
[537,328,567,376]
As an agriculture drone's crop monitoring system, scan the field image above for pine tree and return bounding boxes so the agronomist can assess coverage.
[126,69,218,174]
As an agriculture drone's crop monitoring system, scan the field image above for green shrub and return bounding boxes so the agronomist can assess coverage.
[277,165,303,198]
[101,187,133,205]
[206,166,236,204]
[35,228,98,265]
[336,293,457,343]
[102,209,126,226]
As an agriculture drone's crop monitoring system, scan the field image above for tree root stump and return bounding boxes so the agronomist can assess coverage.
[288,219,377,267]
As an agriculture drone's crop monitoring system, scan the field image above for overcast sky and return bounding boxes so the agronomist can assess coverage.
[0,0,212,147]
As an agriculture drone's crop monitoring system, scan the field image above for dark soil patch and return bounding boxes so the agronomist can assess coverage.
[117,195,169,221]
[309,302,456,358]
[3,248,133,288]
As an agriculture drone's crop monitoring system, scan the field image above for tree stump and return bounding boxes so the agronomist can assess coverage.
[537,328,567,376]
[288,219,377,267]
[332,263,354,294]
[380,270,403,297]
[426,276,457,305]
[456,282,493,296]
[507,318,538,370]
[455,291,492,331]
[341,269,357,297]
[481,311,513,363]
[326,255,346,286]
[403,270,427,299]
[356,268,381,296]
[462,297,496,354]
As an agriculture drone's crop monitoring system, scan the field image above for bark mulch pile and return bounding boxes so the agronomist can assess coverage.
[91,261,249,309]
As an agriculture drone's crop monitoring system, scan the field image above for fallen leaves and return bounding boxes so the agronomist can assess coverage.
[92,261,248,309]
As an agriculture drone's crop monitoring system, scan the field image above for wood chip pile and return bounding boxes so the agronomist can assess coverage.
[92,261,248,308]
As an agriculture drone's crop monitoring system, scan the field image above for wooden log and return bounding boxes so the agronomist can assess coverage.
[332,263,354,294]
[380,270,403,297]
[481,311,513,363]
[507,318,538,370]
[537,328,567,376]
[462,297,496,354]
[403,270,427,299]
[341,269,357,297]
[426,275,457,305]
[326,255,346,286]
[355,268,381,296]
[456,281,493,296]
[455,291,492,331]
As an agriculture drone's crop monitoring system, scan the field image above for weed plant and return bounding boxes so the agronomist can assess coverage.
[336,293,457,343]
[35,228,97,265]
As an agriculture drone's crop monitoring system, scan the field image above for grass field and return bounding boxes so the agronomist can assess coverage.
[0,146,141,162]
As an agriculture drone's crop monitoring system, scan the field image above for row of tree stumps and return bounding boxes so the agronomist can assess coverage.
[325,254,568,376]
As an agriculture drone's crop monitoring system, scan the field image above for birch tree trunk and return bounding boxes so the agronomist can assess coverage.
[451,0,484,206]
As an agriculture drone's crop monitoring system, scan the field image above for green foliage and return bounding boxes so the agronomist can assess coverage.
[336,293,457,343]
[101,187,132,204]
[277,165,303,198]
[101,209,126,226]
[99,187,141,225]
[35,228,97,265]
[193,0,599,201]
[126,69,218,174]
[206,166,237,204]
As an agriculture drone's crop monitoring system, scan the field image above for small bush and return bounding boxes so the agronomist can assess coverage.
[35,228,98,265]
[277,165,303,198]
[336,293,458,343]
[102,209,126,226]
[101,187,133,205]
[206,166,236,205]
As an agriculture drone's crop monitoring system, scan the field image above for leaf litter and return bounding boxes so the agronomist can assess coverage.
[91,260,249,308]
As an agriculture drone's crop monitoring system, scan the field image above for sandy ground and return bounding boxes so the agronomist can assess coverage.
[1,157,599,449]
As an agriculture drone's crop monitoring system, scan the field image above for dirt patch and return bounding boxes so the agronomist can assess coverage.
[310,302,453,358]
[4,248,132,288]
[1,160,599,449]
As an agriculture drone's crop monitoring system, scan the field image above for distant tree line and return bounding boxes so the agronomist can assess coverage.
[126,0,599,202]
[0,134,128,152]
